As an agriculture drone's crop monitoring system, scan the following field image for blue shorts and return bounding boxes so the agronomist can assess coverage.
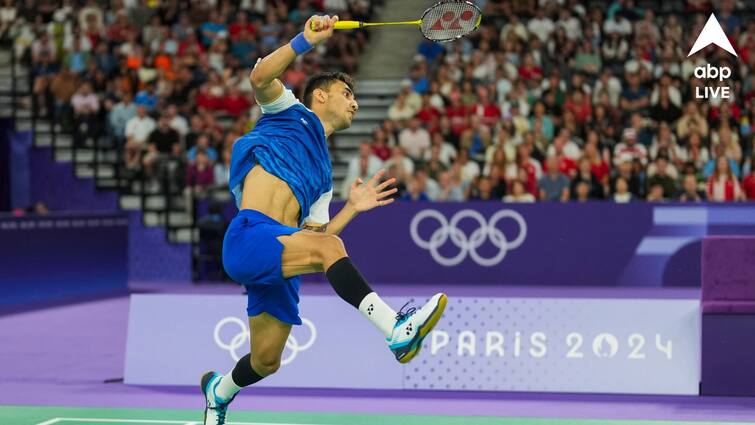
[222,209,303,325]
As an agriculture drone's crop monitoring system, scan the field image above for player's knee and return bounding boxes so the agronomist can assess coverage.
[316,234,347,265]
[251,354,281,376]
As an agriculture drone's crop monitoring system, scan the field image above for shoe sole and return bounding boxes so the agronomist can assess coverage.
[398,294,447,364]
[200,371,215,424]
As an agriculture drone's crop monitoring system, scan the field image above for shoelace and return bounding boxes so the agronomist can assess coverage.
[208,380,230,425]
[209,403,228,425]
[395,300,417,323]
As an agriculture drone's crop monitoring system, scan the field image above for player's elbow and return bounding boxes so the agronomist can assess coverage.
[249,68,269,90]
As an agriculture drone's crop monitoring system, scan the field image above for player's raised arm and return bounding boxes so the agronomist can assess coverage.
[249,15,339,104]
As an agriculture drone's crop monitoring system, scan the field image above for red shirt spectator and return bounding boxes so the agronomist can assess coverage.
[707,156,743,201]
[445,95,469,136]
[557,155,578,177]
[186,153,215,189]
[469,101,501,129]
[370,128,391,161]
[519,162,538,196]
[196,84,223,111]
[107,12,135,43]
[178,34,206,57]
[223,88,251,117]
[563,91,593,125]
[229,19,256,41]
[372,144,391,161]
[591,159,610,182]
[416,104,441,129]
[517,54,542,81]
[743,172,755,199]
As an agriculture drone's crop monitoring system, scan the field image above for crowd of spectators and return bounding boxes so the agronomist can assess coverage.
[342,0,755,203]
[6,0,375,202]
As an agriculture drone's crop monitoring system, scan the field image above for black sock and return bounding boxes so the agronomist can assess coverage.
[325,257,373,309]
[231,353,265,387]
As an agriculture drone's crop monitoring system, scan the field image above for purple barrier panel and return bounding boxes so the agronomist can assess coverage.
[0,118,10,211]
[124,294,402,389]
[702,236,755,305]
[336,203,755,287]
[700,236,755,396]
[701,314,755,396]
[127,211,191,282]
[9,129,32,210]
[0,212,129,307]
[196,201,755,287]
[125,293,700,395]
[29,146,118,211]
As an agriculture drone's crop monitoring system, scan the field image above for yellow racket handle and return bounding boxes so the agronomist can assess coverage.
[311,20,422,30]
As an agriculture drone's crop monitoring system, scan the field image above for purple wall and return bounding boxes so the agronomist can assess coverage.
[128,212,191,282]
[0,118,11,211]
[30,146,117,211]
[27,141,190,283]
[0,212,129,307]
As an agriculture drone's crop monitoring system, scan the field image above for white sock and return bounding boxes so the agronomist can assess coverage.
[359,292,396,338]
[215,373,242,401]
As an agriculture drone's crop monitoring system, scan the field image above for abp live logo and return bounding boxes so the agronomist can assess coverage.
[688,13,738,100]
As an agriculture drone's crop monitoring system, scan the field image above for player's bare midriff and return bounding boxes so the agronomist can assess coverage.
[240,164,301,228]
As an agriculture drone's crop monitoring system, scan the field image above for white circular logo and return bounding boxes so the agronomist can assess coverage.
[213,317,317,365]
[592,333,619,358]
[410,209,527,267]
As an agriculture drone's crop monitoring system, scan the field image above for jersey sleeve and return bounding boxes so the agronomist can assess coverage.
[302,189,333,225]
[254,59,301,114]
[259,88,300,114]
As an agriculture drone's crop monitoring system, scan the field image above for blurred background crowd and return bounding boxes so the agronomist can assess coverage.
[2,0,755,206]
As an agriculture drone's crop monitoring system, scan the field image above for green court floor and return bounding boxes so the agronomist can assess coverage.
[0,406,750,425]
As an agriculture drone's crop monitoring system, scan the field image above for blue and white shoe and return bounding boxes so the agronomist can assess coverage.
[201,371,235,425]
[388,293,447,364]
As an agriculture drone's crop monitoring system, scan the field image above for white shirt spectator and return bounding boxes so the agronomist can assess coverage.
[0,6,17,26]
[399,127,431,160]
[558,15,582,40]
[527,16,555,42]
[387,100,417,121]
[341,153,383,197]
[459,161,480,184]
[496,77,514,105]
[500,21,528,41]
[423,142,457,167]
[650,86,682,108]
[383,156,415,178]
[31,38,57,61]
[214,162,230,186]
[624,58,653,75]
[170,115,190,137]
[125,115,156,146]
[78,4,104,33]
[646,162,679,179]
[547,140,582,160]
[504,192,535,202]
[613,143,648,166]
[603,16,632,36]
[653,62,681,79]
[324,0,349,12]
[593,75,623,107]
[71,93,100,113]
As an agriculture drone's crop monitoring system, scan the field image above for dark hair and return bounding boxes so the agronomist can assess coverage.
[302,72,355,108]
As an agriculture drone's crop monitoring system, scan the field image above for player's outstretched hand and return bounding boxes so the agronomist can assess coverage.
[348,169,398,213]
[304,15,339,45]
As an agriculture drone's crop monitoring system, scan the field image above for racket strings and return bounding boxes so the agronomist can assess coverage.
[420,1,481,42]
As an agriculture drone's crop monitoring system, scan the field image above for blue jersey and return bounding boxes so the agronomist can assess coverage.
[229,89,333,226]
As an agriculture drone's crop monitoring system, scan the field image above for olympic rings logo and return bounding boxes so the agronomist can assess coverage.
[213,317,317,365]
[409,209,527,267]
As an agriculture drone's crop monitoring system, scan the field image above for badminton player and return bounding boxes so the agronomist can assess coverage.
[200,15,447,425]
